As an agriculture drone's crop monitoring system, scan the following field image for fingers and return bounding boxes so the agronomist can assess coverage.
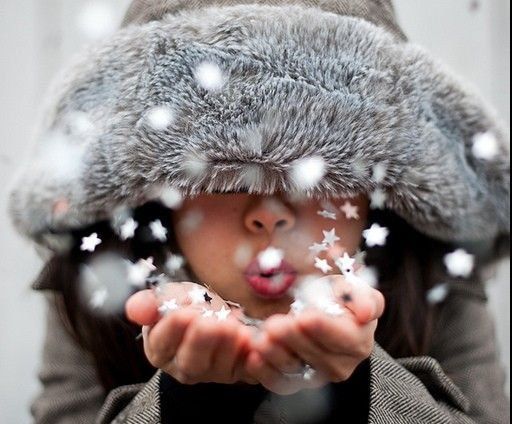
[331,275,385,324]
[125,290,160,325]
[251,332,303,374]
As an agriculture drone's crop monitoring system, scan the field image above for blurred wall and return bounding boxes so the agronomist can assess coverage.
[0,1,509,422]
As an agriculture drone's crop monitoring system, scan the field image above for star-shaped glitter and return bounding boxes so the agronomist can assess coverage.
[90,288,108,309]
[370,189,387,209]
[120,218,138,240]
[150,219,168,242]
[257,247,284,271]
[158,299,179,315]
[166,254,185,274]
[204,292,213,304]
[215,306,231,321]
[290,299,306,315]
[314,257,333,274]
[189,286,207,304]
[340,292,353,303]
[340,201,360,220]
[308,242,328,255]
[335,252,356,275]
[427,283,450,304]
[81,233,102,252]
[363,224,389,247]
[324,302,344,317]
[472,131,499,161]
[202,308,214,318]
[317,210,337,220]
[372,163,387,184]
[444,249,474,278]
[127,257,157,287]
[322,228,341,247]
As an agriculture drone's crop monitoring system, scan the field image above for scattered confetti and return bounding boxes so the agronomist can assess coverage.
[81,233,102,252]
[317,210,337,220]
[202,308,214,318]
[356,266,379,288]
[340,201,360,220]
[149,219,168,242]
[322,228,340,247]
[77,1,116,40]
[145,105,174,131]
[324,302,344,316]
[308,242,328,255]
[234,243,253,267]
[472,131,499,161]
[257,247,284,271]
[159,186,183,209]
[178,209,204,233]
[370,189,387,209]
[334,252,356,275]
[372,163,387,184]
[362,224,389,247]
[290,299,306,315]
[189,286,207,304]
[119,218,138,241]
[314,258,333,274]
[215,306,231,321]
[128,257,156,287]
[340,292,353,303]
[166,254,185,275]
[427,283,450,304]
[194,62,225,91]
[204,292,213,304]
[89,287,108,309]
[444,249,475,278]
[158,299,179,315]
[302,365,317,381]
[289,156,326,190]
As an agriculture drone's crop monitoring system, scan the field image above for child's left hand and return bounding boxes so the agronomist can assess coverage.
[246,275,385,395]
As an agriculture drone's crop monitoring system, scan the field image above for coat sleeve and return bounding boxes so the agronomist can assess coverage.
[367,281,510,424]
[31,295,161,424]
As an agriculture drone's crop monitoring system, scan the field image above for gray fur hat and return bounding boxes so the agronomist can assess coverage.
[8,0,510,252]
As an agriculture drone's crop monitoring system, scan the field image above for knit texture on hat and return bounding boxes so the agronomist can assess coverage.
[8,0,510,250]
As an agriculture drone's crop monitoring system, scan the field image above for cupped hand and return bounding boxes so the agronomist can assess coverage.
[246,275,385,395]
[125,282,258,385]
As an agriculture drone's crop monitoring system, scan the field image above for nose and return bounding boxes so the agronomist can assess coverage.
[244,197,296,235]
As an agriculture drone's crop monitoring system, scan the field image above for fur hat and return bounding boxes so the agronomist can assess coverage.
[8,0,510,252]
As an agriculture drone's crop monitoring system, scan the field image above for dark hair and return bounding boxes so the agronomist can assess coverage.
[41,201,490,393]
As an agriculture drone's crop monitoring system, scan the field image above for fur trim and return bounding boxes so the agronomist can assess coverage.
[9,4,510,248]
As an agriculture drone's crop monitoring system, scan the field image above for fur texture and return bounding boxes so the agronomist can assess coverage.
[8,2,510,249]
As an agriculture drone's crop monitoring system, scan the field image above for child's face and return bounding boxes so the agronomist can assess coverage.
[172,193,369,319]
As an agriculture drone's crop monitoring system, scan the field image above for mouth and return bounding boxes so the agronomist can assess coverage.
[244,258,297,299]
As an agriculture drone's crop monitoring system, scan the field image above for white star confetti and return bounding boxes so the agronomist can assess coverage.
[444,249,475,278]
[335,253,356,275]
[158,299,179,315]
[472,131,499,161]
[81,233,102,252]
[202,308,214,318]
[145,105,174,131]
[150,220,168,242]
[289,156,326,190]
[119,218,138,241]
[77,1,116,41]
[189,286,207,304]
[159,186,183,209]
[89,287,108,309]
[427,283,450,304]
[324,302,344,317]
[166,254,185,275]
[308,242,328,255]
[314,257,332,274]
[322,228,341,247]
[317,210,337,220]
[194,62,225,91]
[340,201,360,220]
[363,224,389,247]
[372,163,388,184]
[370,189,387,209]
[127,257,156,287]
[257,247,284,272]
[215,306,231,321]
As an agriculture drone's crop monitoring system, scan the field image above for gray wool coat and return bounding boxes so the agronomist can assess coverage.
[31,280,510,423]
[10,0,510,423]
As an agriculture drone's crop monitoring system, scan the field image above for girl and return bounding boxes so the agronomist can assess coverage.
[9,0,510,423]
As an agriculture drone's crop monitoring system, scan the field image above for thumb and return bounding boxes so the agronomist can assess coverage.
[125,289,160,326]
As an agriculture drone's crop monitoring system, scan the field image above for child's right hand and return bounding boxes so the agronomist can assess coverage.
[125,282,258,385]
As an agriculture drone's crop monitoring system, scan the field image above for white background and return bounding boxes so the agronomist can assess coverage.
[0,1,509,422]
